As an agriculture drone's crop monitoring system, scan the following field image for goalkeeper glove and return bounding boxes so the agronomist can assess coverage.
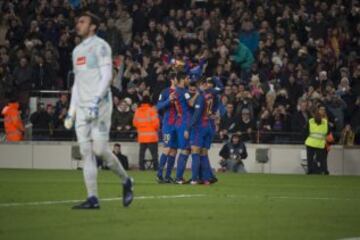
[64,106,76,130]
[64,114,74,130]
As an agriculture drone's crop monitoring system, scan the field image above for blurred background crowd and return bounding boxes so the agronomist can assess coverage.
[0,0,359,144]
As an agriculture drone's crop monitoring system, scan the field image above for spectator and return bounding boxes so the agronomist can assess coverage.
[339,124,355,146]
[121,81,140,104]
[111,99,134,139]
[45,104,55,138]
[219,103,237,140]
[113,143,129,170]
[271,106,291,143]
[258,108,273,143]
[30,103,52,140]
[54,93,69,118]
[132,3,147,35]
[0,65,13,99]
[32,55,56,90]
[233,108,254,143]
[325,94,347,135]
[104,18,124,56]
[12,57,33,90]
[231,41,254,72]
[116,9,133,45]
[239,20,259,54]
[133,96,160,170]
[291,99,310,142]
[0,0,359,145]
[284,75,303,109]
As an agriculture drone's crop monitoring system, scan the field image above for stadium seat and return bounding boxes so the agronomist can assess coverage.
[255,148,269,173]
[71,145,82,170]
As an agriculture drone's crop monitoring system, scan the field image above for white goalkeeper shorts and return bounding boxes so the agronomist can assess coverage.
[75,99,112,143]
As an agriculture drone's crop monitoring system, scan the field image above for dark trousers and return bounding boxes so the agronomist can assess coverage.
[306,146,328,174]
[139,142,159,170]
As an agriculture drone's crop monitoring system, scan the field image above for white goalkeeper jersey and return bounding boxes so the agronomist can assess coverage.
[72,35,112,107]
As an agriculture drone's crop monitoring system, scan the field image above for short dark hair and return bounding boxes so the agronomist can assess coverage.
[141,95,152,105]
[114,143,121,148]
[168,71,177,80]
[189,81,197,87]
[169,70,187,82]
[79,11,101,30]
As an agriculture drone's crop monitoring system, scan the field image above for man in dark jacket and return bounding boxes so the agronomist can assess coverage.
[219,134,248,173]
[291,99,310,142]
[12,57,33,90]
[30,102,52,140]
[113,143,129,170]
[111,99,134,139]
[219,103,238,140]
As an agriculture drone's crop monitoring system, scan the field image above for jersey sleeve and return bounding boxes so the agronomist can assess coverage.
[213,76,224,93]
[156,89,171,111]
[96,42,112,67]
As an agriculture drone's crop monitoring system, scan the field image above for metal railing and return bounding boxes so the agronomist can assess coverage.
[0,127,355,145]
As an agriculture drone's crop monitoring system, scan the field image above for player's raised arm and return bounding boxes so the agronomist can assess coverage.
[212,76,224,93]
[156,90,174,111]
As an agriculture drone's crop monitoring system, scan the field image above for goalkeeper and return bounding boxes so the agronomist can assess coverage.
[65,12,133,209]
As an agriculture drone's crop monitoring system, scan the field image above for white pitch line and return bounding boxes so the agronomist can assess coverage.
[0,194,206,208]
[269,196,359,201]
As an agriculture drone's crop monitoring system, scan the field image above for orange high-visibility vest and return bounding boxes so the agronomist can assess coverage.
[1,102,24,142]
[133,104,159,143]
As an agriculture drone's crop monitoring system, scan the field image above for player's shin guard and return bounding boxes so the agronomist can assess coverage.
[191,153,200,181]
[165,155,176,179]
[80,142,98,198]
[157,153,168,179]
[176,153,189,180]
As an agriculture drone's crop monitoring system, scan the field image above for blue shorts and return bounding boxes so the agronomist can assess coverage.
[176,124,190,150]
[162,126,178,149]
[190,125,214,149]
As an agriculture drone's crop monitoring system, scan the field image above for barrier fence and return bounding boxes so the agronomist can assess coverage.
[0,127,350,145]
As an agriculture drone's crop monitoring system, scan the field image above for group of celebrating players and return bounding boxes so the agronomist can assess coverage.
[156,69,223,185]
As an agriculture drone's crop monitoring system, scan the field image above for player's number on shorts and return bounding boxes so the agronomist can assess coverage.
[163,134,171,144]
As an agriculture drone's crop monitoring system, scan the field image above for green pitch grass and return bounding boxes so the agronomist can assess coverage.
[0,169,360,240]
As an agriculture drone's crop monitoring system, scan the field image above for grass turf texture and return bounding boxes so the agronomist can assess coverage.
[0,170,359,240]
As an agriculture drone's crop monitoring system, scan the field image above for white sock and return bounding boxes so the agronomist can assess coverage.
[80,142,98,198]
[93,141,128,182]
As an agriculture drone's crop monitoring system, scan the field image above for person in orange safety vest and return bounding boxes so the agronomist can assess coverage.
[1,100,24,142]
[133,95,160,170]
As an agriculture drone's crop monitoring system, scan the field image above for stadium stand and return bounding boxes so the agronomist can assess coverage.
[0,0,359,144]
